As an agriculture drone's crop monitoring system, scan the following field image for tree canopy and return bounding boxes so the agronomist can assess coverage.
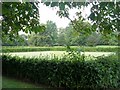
[28,20,58,46]
[43,1,119,35]
[2,2,45,38]
[2,1,120,38]
[88,2,120,35]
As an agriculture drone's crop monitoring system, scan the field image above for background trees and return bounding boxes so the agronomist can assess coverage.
[45,21,58,46]
[28,20,58,46]
[2,1,119,46]
[2,18,118,46]
[2,34,28,46]
[43,1,119,37]
[2,1,119,36]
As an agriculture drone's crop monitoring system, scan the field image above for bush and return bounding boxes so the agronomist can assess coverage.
[2,54,120,88]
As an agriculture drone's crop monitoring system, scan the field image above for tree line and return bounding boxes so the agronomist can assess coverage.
[2,20,118,46]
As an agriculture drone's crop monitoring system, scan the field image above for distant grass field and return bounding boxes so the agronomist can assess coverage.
[4,51,115,58]
[3,45,119,48]
[96,45,119,48]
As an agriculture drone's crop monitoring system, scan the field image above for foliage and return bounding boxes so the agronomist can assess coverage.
[98,33,119,46]
[89,2,120,35]
[2,34,28,46]
[28,20,58,46]
[57,22,91,46]
[28,33,48,46]
[2,2,45,38]
[57,28,66,46]
[45,21,58,46]
[2,1,119,46]
[2,1,119,38]
[72,17,94,35]
[2,54,120,88]
[57,25,76,46]
[85,32,102,46]
[43,1,119,36]
[56,24,118,46]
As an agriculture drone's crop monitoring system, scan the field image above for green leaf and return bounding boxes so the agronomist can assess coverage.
[59,2,65,10]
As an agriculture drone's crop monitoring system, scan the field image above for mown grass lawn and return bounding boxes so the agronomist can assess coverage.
[2,76,49,89]
[2,76,65,89]
[6,51,115,58]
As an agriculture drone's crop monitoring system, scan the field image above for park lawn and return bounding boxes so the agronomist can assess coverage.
[2,45,119,48]
[95,45,119,48]
[5,51,115,58]
[2,45,119,53]
[2,76,65,90]
[2,76,47,89]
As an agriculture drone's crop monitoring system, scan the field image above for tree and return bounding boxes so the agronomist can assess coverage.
[67,20,93,46]
[28,32,51,46]
[57,28,66,46]
[57,22,91,46]
[98,32,118,45]
[43,1,119,35]
[45,21,58,46]
[2,34,28,46]
[2,1,119,43]
[2,2,45,39]
[28,20,58,46]
[88,2,119,34]
[85,32,101,46]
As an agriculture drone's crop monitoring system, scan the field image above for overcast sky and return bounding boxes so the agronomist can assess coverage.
[39,3,91,28]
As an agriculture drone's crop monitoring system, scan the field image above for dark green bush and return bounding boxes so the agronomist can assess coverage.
[2,54,120,88]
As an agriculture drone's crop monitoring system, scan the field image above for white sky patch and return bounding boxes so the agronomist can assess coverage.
[39,3,69,28]
[39,3,91,28]
[81,4,92,19]
[19,30,28,35]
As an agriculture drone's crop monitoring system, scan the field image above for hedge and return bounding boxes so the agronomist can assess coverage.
[2,54,120,88]
[2,46,120,52]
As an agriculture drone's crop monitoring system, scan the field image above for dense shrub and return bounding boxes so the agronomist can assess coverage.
[2,46,119,52]
[2,54,120,88]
